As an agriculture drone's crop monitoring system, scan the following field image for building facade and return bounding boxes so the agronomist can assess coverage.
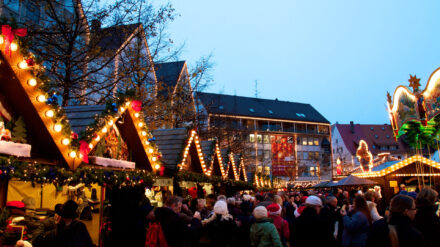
[196,92,332,184]
[332,122,408,175]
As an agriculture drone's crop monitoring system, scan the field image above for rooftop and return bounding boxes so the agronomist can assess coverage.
[196,92,329,124]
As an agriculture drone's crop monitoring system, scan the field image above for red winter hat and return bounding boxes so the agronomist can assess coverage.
[301,196,308,203]
[266,203,281,216]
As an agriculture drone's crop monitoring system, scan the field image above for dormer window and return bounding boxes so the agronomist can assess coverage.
[296,113,306,117]
[249,108,255,112]
[375,135,379,139]
[219,105,224,110]
[268,110,273,114]
[370,127,374,131]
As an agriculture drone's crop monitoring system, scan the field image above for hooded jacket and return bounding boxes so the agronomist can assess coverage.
[414,204,440,247]
[250,218,283,247]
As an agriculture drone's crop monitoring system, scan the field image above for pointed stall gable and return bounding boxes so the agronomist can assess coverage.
[352,155,440,178]
[65,103,160,171]
[153,129,210,175]
[201,141,225,177]
[237,157,248,182]
[225,153,239,181]
[0,42,80,168]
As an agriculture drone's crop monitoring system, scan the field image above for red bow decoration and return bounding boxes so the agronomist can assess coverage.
[131,100,142,112]
[1,25,27,55]
[79,140,90,163]
[71,132,78,140]
[26,58,34,67]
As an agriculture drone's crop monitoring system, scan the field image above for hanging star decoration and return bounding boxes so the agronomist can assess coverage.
[408,74,421,92]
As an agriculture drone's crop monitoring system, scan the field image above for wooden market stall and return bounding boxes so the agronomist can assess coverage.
[153,128,214,198]
[352,155,440,201]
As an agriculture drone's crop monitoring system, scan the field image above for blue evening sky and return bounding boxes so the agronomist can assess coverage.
[162,0,440,125]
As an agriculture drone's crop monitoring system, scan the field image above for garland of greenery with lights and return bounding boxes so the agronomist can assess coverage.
[0,156,155,188]
[176,170,254,190]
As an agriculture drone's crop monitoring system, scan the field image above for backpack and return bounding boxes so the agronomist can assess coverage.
[145,221,169,247]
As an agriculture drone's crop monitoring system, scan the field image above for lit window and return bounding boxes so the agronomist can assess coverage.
[249,134,255,143]
[308,138,314,146]
[302,138,308,146]
[303,152,308,160]
[314,138,319,146]
[263,135,270,144]
[257,134,263,143]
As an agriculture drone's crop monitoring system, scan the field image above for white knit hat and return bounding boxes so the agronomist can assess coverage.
[305,195,323,207]
[214,200,228,215]
[242,194,251,201]
[253,206,268,219]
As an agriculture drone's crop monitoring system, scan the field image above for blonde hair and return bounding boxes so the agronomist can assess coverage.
[274,195,283,206]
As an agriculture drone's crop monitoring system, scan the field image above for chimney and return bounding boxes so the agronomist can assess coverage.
[91,19,101,32]
[350,121,355,134]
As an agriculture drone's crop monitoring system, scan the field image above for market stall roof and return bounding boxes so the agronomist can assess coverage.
[237,156,248,182]
[152,128,210,175]
[201,141,226,177]
[64,104,158,170]
[0,42,80,168]
[333,175,377,186]
[352,155,440,178]
[312,180,335,188]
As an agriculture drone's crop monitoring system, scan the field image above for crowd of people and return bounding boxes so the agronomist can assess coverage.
[144,186,440,247]
[4,185,440,247]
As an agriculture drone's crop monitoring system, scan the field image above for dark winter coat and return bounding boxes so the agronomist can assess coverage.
[414,204,440,247]
[205,214,238,247]
[33,219,93,247]
[393,213,425,247]
[250,218,283,247]
[293,207,337,247]
[320,203,339,235]
[366,217,390,247]
[342,211,370,247]
[154,207,202,247]
[236,213,255,247]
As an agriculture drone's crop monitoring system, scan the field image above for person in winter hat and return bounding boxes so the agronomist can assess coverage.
[267,203,290,247]
[293,196,337,247]
[250,206,283,247]
[203,200,237,247]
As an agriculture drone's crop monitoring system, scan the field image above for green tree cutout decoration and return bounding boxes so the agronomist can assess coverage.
[12,116,27,143]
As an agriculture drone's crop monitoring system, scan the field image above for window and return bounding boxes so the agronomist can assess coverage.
[249,134,255,143]
[264,150,270,159]
[303,152,308,160]
[263,135,270,144]
[284,122,294,132]
[249,108,255,112]
[314,138,319,146]
[257,149,263,156]
[380,146,388,151]
[270,135,275,143]
[245,120,254,130]
[219,105,224,110]
[374,135,379,139]
[315,152,320,160]
[373,145,376,149]
[296,113,306,117]
[308,138,314,146]
[268,110,273,114]
[390,146,397,150]
[297,137,302,145]
[308,152,314,160]
[382,127,385,131]
[336,139,338,144]
[310,167,316,177]
[288,136,294,144]
[302,137,308,146]
[370,127,374,131]
[386,135,390,139]
[257,134,263,144]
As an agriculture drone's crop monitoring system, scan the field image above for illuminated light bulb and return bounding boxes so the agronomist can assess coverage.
[125,102,130,106]
[45,110,54,118]
[69,151,77,158]
[37,95,46,102]
[152,157,157,162]
[89,143,93,149]
[79,153,83,158]
[145,140,150,145]
[155,164,161,170]
[138,122,143,127]
[62,138,70,145]
[109,120,114,125]
[54,124,62,132]
[134,113,140,118]
[10,42,18,51]
[102,127,107,133]
[28,78,37,86]
[95,136,100,141]
[142,131,147,136]
[149,148,154,154]
[120,107,125,112]
[18,60,28,69]
[0,36,3,44]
